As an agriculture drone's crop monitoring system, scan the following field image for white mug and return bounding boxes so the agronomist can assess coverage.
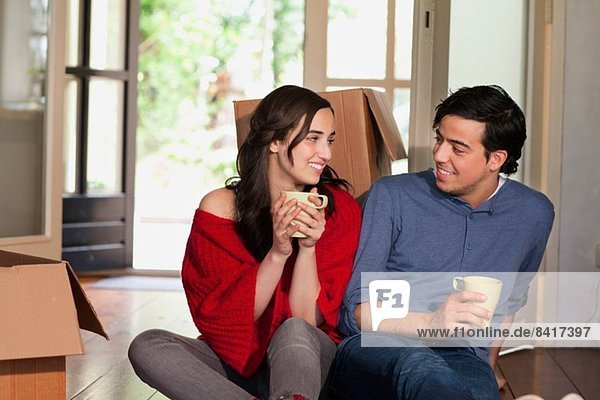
[282,191,328,238]
[453,275,503,326]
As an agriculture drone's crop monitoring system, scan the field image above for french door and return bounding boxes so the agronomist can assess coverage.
[62,0,139,271]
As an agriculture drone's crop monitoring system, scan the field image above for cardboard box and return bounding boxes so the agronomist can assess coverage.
[233,88,407,200]
[0,250,108,400]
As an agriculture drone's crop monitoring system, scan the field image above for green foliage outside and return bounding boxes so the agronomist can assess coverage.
[137,0,304,190]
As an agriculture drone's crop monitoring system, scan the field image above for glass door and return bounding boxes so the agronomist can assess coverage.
[133,0,305,269]
[0,0,48,238]
[62,0,139,271]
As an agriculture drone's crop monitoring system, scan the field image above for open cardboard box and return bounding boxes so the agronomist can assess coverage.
[233,88,407,201]
[0,250,108,399]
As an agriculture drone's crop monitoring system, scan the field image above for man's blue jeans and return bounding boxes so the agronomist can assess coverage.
[329,333,500,400]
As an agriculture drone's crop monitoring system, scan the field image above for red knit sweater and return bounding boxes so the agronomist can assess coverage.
[181,186,361,377]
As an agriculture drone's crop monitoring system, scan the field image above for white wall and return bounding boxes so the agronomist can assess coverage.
[447,0,528,107]
[559,1,600,273]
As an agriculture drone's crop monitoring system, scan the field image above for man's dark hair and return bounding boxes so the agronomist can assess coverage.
[432,85,526,175]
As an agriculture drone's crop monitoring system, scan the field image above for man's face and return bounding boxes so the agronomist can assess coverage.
[432,115,502,208]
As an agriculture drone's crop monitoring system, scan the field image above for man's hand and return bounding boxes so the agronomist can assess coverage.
[355,291,489,337]
[426,290,491,330]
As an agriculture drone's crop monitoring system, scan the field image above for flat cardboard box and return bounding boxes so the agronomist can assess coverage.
[0,250,108,400]
[233,88,407,200]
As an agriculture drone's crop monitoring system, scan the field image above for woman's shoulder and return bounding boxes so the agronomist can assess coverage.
[199,187,236,220]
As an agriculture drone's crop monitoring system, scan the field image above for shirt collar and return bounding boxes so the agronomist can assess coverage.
[489,175,506,199]
[429,169,506,213]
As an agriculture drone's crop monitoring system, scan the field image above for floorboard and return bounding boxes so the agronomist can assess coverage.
[67,292,187,398]
[548,348,600,400]
[495,365,515,400]
[498,348,580,400]
[69,278,196,400]
[71,358,156,400]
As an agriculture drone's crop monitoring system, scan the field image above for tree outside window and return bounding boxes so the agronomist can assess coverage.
[135,0,304,269]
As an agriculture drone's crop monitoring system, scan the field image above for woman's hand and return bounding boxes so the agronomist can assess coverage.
[297,188,327,249]
[271,192,302,257]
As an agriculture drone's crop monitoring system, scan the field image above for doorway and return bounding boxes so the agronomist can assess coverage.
[133,0,306,270]
[62,0,138,272]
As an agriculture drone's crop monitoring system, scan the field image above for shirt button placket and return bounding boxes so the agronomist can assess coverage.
[466,213,473,251]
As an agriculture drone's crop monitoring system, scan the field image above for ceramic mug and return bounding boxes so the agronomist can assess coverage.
[453,275,503,326]
[282,191,328,238]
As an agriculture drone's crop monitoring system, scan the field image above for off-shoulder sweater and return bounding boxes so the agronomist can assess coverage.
[182,186,361,377]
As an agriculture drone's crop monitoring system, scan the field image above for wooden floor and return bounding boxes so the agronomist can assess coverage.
[70,276,600,400]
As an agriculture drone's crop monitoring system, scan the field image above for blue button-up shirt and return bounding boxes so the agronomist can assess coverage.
[339,170,554,338]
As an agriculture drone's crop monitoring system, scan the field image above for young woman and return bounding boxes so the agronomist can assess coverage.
[128,85,361,400]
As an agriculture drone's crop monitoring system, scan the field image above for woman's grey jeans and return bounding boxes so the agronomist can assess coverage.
[128,317,336,400]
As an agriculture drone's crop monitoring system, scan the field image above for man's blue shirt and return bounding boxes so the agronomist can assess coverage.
[339,170,555,338]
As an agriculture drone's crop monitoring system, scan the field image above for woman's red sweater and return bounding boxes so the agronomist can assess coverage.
[181,186,361,377]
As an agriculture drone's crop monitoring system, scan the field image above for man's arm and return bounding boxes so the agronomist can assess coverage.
[354,289,491,336]
[338,181,398,336]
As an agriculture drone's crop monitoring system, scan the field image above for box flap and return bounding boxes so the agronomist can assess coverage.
[0,249,59,268]
[363,89,407,161]
[0,250,108,361]
[233,99,258,147]
[65,262,109,340]
[0,262,83,360]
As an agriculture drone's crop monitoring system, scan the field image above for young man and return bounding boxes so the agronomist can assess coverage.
[330,85,554,400]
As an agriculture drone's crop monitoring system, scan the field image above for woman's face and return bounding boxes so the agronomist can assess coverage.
[269,108,335,190]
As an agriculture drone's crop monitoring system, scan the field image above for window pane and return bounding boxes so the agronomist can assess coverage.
[89,0,126,70]
[393,88,410,151]
[392,88,410,175]
[64,77,80,194]
[86,78,124,194]
[395,0,414,80]
[327,0,387,79]
[0,0,48,237]
[65,0,80,66]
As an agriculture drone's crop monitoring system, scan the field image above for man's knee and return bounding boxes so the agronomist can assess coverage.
[332,345,475,400]
[402,369,476,400]
[392,352,476,400]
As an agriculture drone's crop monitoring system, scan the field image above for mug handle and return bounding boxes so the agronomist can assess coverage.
[452,277,464,291]
[312,194,329,209]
